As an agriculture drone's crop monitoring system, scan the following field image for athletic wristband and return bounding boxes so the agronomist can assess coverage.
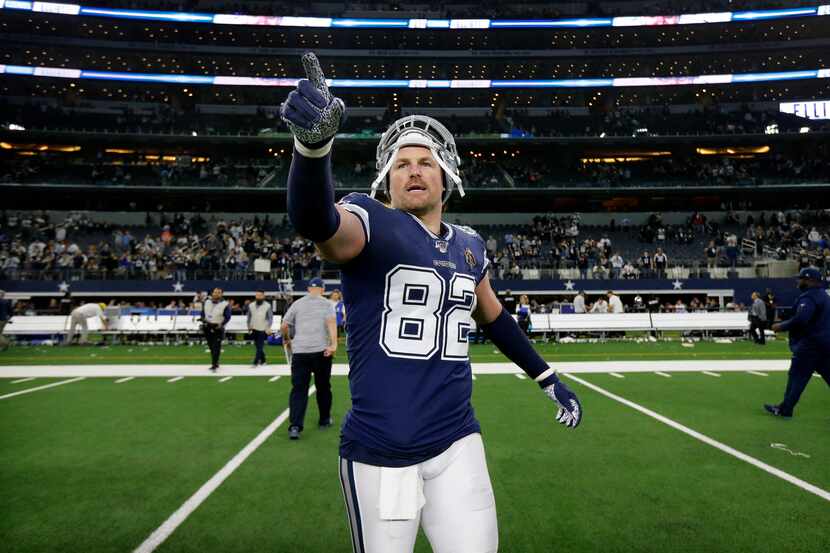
[481,308,557,386]
[287,146,341,242]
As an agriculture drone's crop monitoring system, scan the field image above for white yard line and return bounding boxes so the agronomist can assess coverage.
[746,371,768,377]
[702,371,721,377]
[609,373,625,379]
[268,375,281,382]
[514,374,526,380]
[115,377,134,384]
[11,377,36,384]
[471,374,477,380]
[132,386,317,553]
[0,360,792,378]
[655,372,672,378]
[218,376,233,383]
[0,377,85,400]
[167,377,183,383]
[564,374,830,503]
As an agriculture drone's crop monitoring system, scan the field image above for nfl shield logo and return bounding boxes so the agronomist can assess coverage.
[435,240,448,253]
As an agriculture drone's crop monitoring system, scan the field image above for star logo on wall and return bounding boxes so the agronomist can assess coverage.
[564,280,575,290]
[58,281,70,293]
[672,280,684,290]
[173,282,184,292]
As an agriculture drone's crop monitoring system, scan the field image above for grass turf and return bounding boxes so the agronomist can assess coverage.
[0,339,792,365]
[1,370,828,553]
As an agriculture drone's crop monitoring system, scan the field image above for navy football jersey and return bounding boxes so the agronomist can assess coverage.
[337,192,490,467]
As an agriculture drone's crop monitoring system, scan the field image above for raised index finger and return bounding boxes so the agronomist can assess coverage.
[301,52,330,99]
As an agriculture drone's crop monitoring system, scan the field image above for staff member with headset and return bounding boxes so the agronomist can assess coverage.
[247,290,274,367]
[281,277,337,440]
[202,287,231,372]
[764,267,830,417]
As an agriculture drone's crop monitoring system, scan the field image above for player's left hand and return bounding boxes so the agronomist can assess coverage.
[323,346,336,357]
[280,52,345,147]
[540,377,582,429]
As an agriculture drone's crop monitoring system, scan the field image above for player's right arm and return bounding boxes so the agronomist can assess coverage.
[281,52,365,264]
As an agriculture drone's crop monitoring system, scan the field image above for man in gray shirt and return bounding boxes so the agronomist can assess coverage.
[247,290,274,367]
[281,277,337,440]
[749,291,767,345]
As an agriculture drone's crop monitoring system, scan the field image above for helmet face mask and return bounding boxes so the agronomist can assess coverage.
[370,115,464,205]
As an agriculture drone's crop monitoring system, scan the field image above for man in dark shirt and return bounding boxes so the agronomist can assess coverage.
[764,268,830,417]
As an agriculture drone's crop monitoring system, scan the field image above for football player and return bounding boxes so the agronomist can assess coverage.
[281,53,582,553]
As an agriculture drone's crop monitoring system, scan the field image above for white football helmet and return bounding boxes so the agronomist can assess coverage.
[370,115,464,203]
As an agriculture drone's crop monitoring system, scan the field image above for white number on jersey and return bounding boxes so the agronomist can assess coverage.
[380,265,477,360]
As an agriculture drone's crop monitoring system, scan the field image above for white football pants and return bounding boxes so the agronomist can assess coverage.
[339,433,498,553]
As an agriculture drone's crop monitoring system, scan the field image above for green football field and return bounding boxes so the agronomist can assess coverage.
[1,341,828,553]
[0,339,793,366]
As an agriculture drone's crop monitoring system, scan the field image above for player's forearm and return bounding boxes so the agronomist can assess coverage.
[481,308,557,386]
[287,141,340,243]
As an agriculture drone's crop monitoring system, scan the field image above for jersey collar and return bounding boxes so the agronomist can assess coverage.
[406,212,454,241]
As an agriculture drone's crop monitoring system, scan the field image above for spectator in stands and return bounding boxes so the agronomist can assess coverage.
[247,289,273,367]
[486,235,497,259]
[749,291,767,345]
[0,289,11,351]
[577,253,589,280]
[675,299,687,313]
[66,302,109,345]
[610,253,624,279]
[591,256,610,280]
[653,248,669,279]
[607,291,624,314]
[621,262,638,279]
[573,290,586,314]
[638,251,652,278]
[725,232,739,269]
[705,241,719,270]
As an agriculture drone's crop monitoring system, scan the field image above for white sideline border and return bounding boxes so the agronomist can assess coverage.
[133,386,317,553]
[564,374,830,503]
[0,360,792,378]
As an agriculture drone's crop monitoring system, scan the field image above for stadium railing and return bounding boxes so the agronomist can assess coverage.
[5,312,748,341]
[5,313,283,339]
[528,311,750,335]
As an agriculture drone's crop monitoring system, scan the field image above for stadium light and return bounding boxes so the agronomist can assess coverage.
[799,126,811,133]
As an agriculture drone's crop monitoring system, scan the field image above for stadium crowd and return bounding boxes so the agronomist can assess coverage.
[0,211,323,282]
[2,208,828,283]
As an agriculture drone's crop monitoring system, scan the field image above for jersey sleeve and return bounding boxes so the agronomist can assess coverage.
[455,224,491,284]
[338,192,384,245]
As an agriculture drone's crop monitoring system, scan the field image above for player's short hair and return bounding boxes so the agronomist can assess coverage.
[255,289,265,294]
